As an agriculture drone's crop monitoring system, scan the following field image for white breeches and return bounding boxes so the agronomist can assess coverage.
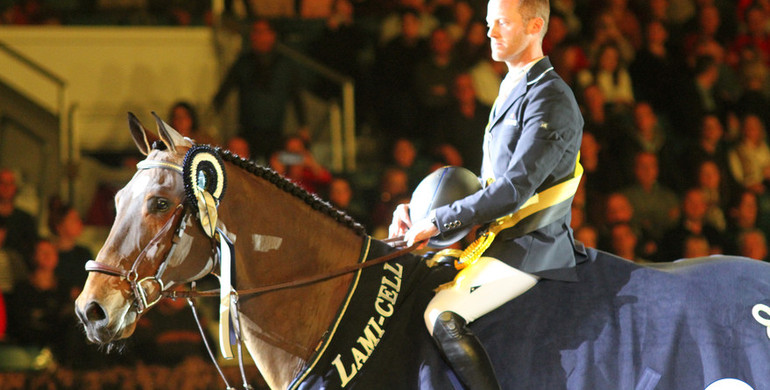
[424,256,540,335]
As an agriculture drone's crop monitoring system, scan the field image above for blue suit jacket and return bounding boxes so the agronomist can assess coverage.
[434,57,585,281]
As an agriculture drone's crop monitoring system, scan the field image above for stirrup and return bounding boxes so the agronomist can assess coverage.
[432,311,501,390]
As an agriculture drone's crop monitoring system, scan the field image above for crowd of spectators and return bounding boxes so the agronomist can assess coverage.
[4,0,770,387]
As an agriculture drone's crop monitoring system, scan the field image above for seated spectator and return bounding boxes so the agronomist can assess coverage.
[574,224,598,249]
[577,42,635,112]
[326,176,369,229]
[682,234,711,259]
[570,203,585,231]
[725,190,763,254]
[609,222,647,263]
[694,159,730,232]
[597,192,655,258]
[5,239,69,358]
[225,136,252,161]
[269,135,332,195]
[683,5,730,60]
[729,5,770,67]
[579,84,615,152]
[453,19,488,71]
[433,73,489,174]
[629,20,684,119]
[0,168,38,264]
[659,188,724,261]
[683,113,731,184]
[414,27,461,137]
[727,114,770,195]
[445,0,475,43]
[621,152,680,251]
[737,229,769,261]
[379,1,438,45]
[673,55,728,139]
[735,59,770,127]
[0,218,27,295]
[389,137,430,191]
[585,10,636,65]
[603,0,643,50]
[544,11,589,87]
[168,101,217,146]
[48,197,93,300]
[615,102,680,190]
[469,55,506,107]
[579,132,617,217]
[369,167,410,237]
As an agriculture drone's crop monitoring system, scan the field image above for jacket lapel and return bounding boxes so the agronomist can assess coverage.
[487,57,553,132]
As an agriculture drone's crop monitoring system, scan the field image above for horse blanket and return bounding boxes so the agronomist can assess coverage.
[292,238,770,389]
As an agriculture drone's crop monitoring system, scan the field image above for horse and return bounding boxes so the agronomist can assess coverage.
[76,113,770,390]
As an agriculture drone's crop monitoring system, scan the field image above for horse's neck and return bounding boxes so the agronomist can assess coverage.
[219,172,364,389]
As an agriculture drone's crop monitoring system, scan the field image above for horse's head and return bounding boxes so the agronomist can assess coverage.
[75,112,216,346]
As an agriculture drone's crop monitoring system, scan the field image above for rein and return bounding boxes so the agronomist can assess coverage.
[166,238,420,300]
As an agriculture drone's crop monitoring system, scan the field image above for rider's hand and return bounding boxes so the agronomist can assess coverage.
[388,203,412,239]
[404,217,439,249]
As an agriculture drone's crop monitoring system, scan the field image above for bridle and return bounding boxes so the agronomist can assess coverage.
[85,159,199,314]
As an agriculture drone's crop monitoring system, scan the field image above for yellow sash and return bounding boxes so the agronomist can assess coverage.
[436,155,583,270]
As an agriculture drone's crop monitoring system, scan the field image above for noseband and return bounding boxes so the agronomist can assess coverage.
[85,159,194,314]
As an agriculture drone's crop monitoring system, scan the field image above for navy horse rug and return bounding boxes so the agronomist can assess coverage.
[291,239,770,389]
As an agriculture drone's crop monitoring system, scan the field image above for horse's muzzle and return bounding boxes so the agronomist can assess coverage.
[75,299,118,345]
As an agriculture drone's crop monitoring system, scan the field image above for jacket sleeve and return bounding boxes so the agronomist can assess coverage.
[433,79,582,234]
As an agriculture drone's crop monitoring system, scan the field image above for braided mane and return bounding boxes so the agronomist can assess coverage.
[213,147,367,237]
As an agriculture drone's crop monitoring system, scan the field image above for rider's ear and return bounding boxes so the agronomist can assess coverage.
[128,112,151,156]
[152,111,188,153]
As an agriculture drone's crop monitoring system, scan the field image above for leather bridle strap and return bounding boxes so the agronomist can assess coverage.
[85,204,188,313]
[166,239,423,300]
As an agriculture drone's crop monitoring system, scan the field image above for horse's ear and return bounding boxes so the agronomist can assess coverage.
[128,112,150,156]
[152,111,189,153]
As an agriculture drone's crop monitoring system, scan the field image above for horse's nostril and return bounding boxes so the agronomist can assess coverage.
[85,301,108,323]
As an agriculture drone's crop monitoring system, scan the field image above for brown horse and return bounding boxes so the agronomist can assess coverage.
[75,113,378,389]
[77,113,770,390]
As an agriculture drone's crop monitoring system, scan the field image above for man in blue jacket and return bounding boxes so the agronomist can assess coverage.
[389,0,585,388]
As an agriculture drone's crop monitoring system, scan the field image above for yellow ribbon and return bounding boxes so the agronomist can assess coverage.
[454,155,583,270]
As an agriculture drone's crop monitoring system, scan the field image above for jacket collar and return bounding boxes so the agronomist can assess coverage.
[489,56,554,127]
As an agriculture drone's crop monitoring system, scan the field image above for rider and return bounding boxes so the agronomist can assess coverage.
[389,0,585,388]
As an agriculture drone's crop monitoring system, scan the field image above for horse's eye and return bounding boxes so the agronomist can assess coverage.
[148,197,171,213]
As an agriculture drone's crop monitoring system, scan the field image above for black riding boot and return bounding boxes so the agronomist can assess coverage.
[432,311,501,390]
